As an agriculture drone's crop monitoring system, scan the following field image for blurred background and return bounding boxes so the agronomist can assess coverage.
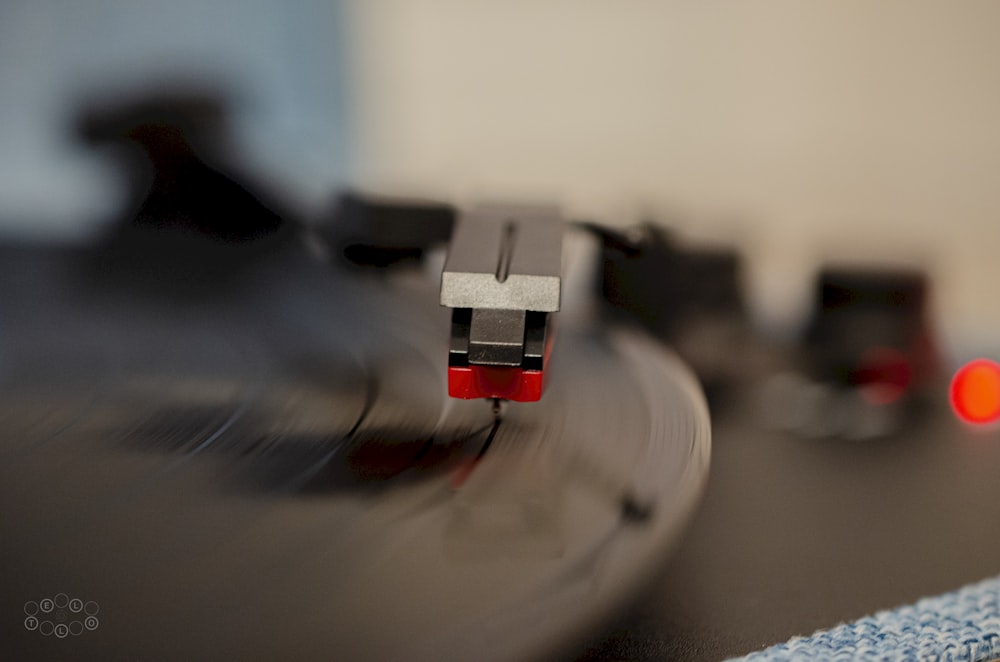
[2,0,1000,359]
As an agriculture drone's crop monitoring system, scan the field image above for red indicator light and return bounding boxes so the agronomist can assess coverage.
[950,359,1000,425]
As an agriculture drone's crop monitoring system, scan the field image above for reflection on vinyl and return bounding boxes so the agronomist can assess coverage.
[0,245,709,661]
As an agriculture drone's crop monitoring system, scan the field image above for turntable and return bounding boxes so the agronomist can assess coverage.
[0,179,710,660]
[8,91,1000,662]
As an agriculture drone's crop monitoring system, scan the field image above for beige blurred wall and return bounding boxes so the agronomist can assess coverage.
[348,1,1000,358]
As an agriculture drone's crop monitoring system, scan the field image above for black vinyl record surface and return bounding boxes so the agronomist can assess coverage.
[0,239,709,660]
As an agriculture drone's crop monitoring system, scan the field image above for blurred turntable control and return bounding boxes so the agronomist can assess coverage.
[324,191,455,268]
[592,222,756,407]
[762,267,940,440]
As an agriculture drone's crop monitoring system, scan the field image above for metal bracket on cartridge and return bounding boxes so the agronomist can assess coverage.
[440,206,562,402]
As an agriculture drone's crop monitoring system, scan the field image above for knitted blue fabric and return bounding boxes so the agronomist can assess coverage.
[731,575,1000,662]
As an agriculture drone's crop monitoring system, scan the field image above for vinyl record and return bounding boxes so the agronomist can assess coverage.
[0,242,710,661]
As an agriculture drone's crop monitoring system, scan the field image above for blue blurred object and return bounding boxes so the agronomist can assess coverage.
[0,0,352,240]
[733,574,1000,662]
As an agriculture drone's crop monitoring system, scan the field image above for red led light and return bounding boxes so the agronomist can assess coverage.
[950,359,1000,425]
